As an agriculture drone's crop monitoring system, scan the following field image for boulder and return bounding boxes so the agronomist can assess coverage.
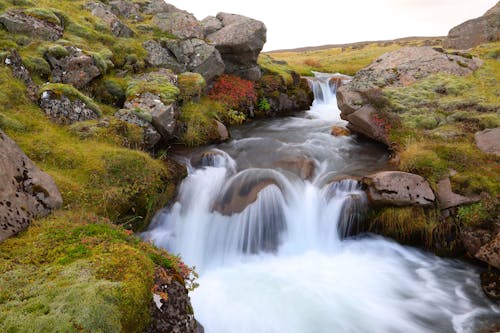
[337,47,482,145]
[201,16,223,36]
[141,0,186,15]
[87,1,135,37]
[362,171,435,206]
[275,156,315,180]
[152,11,204,39]
[143,40,184,71]
[476,232,500,269]
[109,0,143,20]
[0,130,63,242]
[39,88,100,124]
[330,126,350,137]
[461,228,493,257]
[45,46,102,89]
[436,177,480,209]
[444,2,500,49]
[0,10,63,41]
[207,13,266,80]
[215,120,229,141]
[475,127,500,156]
[115,109,161,149]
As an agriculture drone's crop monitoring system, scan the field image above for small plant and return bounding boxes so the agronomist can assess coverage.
[258,97,271,111]
[208,74,257,112]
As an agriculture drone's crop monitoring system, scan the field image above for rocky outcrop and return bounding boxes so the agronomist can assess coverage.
[86,1,135,37]
[337,47,482,145]
[201,16,222,35]
[39,87,101,124]
[0,10,64,41]
[206,13,267,81]
[45,46,102,89]
[444,2,500,49]
[0,130,63,242]
[362,171,435,206]
[475,127,500,156]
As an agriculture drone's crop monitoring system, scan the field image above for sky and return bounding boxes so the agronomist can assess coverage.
[165,0,497,51]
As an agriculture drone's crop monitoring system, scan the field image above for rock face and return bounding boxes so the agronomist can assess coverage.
[45,46,102,89]
[39,89,100,124]
[0,10,63,41]
[475,127,500,156]
[0,130,63,242]
[207,13,267,81]
[87,1,135,37]
[337,47,482,145]
[362,171,435,206]
[444,2,500,49]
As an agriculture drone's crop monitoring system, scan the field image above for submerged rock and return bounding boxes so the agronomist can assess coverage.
[0,130,62,242]
[362,171,435,206]
[475,127,500,156]
[274,156,315,180]
[0,10,63,41]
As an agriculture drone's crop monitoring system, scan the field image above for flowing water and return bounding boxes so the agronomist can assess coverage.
[145,73,499,333]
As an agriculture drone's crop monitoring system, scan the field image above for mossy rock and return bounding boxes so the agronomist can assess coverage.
[39,83,102,117]
[126,71,179,105]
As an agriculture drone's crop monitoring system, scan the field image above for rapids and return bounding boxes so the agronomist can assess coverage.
[144,72,499,333]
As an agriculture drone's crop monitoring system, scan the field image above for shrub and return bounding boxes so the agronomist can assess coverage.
[178,72,206,103]
[208,74,256,112]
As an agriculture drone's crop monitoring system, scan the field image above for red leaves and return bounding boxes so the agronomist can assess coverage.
[208,74,256,110]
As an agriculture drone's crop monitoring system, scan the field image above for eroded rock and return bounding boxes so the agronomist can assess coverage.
[437,177,480,209]
[0,10,63,41]
[475,127,500,156]
[152,11,204,39]
[0,130,63,242]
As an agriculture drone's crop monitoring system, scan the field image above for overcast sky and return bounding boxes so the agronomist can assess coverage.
[165,0,497,51]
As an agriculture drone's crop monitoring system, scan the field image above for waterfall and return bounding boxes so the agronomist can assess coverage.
[144,72,499,333]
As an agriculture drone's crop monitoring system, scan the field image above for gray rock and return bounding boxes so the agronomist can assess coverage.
[141,0,186,15]
[437,177,479,209]
[476,232,500,269]
[344,105,390,145]
[362,171,435,206]
[5,50,38,102]
[115,109,161,149]
[337,47,482,145]
[109,0,143,20]
[215,120,230,141]
[39,89,100,124]
[475,127,500,156]
[0,10,63,41]
[444,2,500,49]
[87,1,135,37]
[143,40,184,71]
[152,11,204,39]
[201,16,223,35]
[45,46,102,89]
[0,130,63,242]
[274,156,315,180]
[207,12,267,80]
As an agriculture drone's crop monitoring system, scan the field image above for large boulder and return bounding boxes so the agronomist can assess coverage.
[86,1,135,37]
[45,46,103,89]
[362,171,435,206]
[0,9,63,41]
[152,11,204,39]
[475,127,500,156]
[444,2,500,49]
[0,130,63,242]
[337,47,482,145]
[143,40,184,71]
[206,13,267,81]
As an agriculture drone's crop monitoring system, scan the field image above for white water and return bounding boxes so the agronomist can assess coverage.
[145,72,499,332]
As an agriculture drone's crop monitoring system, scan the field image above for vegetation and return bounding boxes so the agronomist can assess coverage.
[208,74,257,111]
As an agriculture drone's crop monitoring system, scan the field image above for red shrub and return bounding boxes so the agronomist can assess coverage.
[208,75,257,110]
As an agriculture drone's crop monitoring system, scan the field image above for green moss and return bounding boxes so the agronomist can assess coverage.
[258,54,294,83]
[39,83,102,116]
[178,72,206,103]
[45,44,70,58]
[24,8,61,25]
[95,78,127,107]
[69,118,143,149]
[22,55,51,79]
[126,73,179,105]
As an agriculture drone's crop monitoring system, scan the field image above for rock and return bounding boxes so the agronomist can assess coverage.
[0,130,63,242]
[275,156,315,180]
[201,16,223,35]
[476,232,500,269]
[0,10,63,41]
[480,271,500,301]
[4,50,38,102]
[475,127,500,156]
[45,46,102,89]
[461,228,493,257]
[207,13,266,80]
[437,177,480,209]
[444,2,500,49]
[143,40,184,71]
[215,120,229,141]
[115,109,161,149]
[337,47,482,145]
[39,88,100,124]
[141,0,186,15]
[144,266,197,333]
[87,1,135,37]
[109,0,143,20]
[330,126,350,137]
[152,11,204,39]
[362,171,435,206]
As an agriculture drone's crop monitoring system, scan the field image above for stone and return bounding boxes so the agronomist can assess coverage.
[337,47,482,145]
[45,46,102,89]
[480,271,500,301]
[475,127,500,156]
[475,232,500,269]
[152,11,204,39]
[87,1,135,37]
[143,40,184,72]
[201,16,223,36]
[275,156,315,180]
[330,126,350,137]
[215,120,229,141]
[436,177,480,209]
[115,109,161,149]
[141,0,186,15]
[39,89,100,124]
[0,130,63,242]
[362,171,435,206]
[0,10,63,41]
[461,228,493,257]
[207,12,267,80]
[4,50,38,102]
[109,0,143,20]
[444,2,500,49]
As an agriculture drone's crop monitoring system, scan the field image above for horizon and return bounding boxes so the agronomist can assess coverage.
[166,0,497,51]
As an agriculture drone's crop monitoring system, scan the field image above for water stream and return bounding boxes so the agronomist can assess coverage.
[145,73,499,333]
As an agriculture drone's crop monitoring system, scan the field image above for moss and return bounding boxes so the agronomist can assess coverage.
[22,55,51,79]
[45,44,70,58]
[126,73,179,105]
[39,83,103,116]
[180,99,220,146]
[95,78,127,107]
[24,7,61,25]
[258,54,294,83]
[178,72,206,103]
